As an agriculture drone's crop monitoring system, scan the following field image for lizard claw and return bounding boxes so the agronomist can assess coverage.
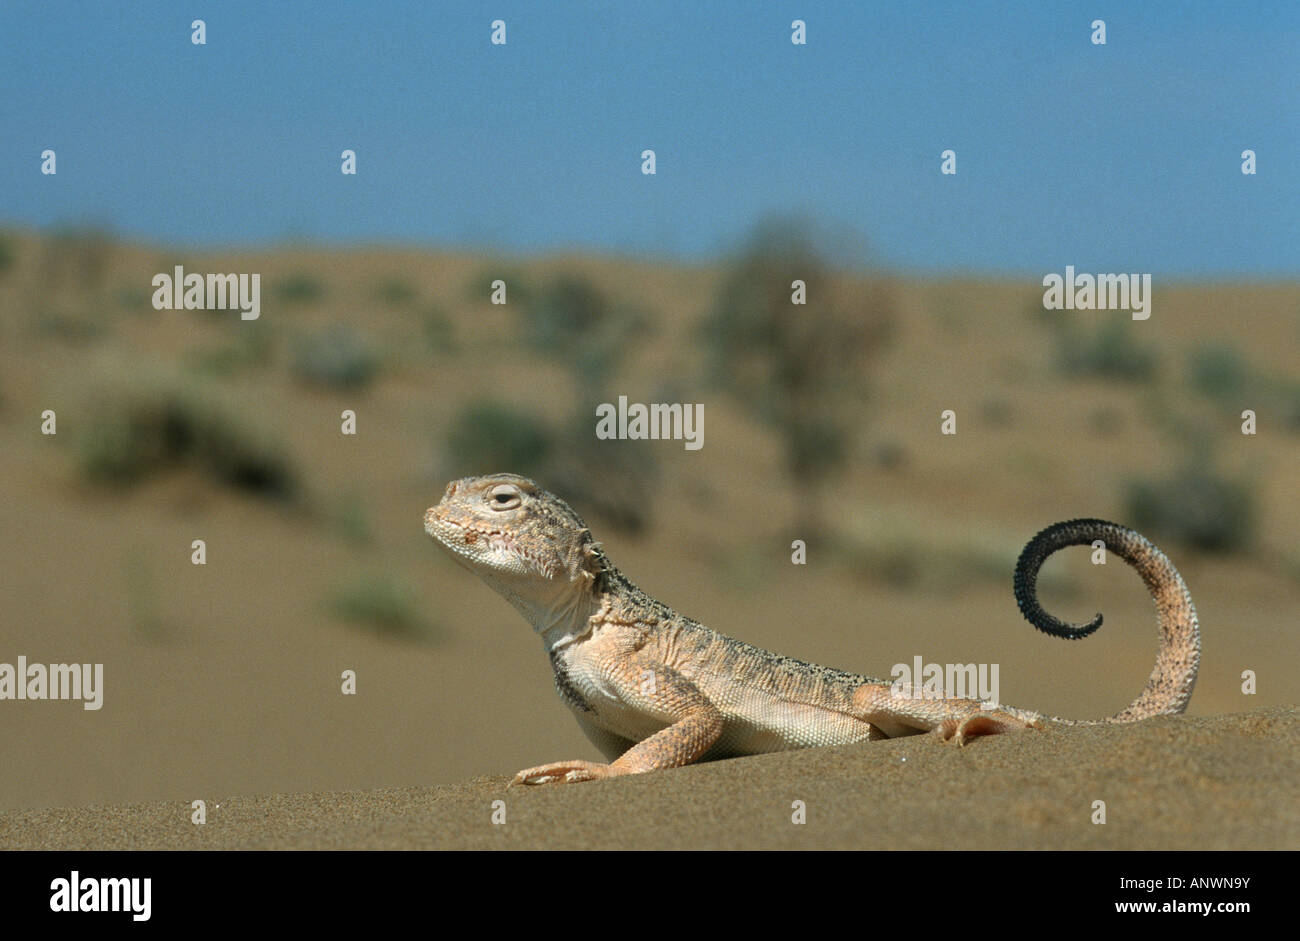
[510,760,613,786]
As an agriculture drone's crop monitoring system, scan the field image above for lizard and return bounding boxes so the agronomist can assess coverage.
[425,473,1201,785]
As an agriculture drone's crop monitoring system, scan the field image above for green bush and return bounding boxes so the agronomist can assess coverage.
[524,275,610,354]
[1187,345,1300,432]
[188,323,276,376]
[114,286,151,311]
[1189,345,1248,402]
[30,308,109,344]
[423,305,458,353]
[328,488,373,547]
[328,575,430,639]
[444,401,553,477]
[700,216,893,535]
[1281,382,1300,431]
[1055,316,1157,381]
[274,273,324,303]
[372,278,418,305]
[291,325,379,389]
[78,380,297,501]
[1125,470,1256,553]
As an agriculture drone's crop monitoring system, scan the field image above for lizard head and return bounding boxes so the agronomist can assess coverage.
[425,475,605,626]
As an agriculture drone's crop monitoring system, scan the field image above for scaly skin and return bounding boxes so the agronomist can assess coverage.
[425,474,1201,785]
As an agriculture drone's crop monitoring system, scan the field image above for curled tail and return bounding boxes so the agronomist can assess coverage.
[1013,519,1200,724]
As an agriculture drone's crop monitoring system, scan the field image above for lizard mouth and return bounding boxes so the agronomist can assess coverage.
[425,509,557,578]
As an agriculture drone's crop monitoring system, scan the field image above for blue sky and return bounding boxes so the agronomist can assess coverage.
[2,1,1296,276]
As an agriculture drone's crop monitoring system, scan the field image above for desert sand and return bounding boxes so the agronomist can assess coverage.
[1,233,1296,849]
[3,707,1295,850]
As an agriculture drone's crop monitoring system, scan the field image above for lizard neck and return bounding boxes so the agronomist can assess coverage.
[533,542,625,651]
[532,554,639,652]
[454,533,645,651]
[471,565,604,651]
[535,589,605,651]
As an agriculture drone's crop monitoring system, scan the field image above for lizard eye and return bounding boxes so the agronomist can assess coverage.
[488,485,521,510]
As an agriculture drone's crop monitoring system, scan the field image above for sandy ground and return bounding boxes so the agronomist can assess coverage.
[1,233,1296,841]
[3,707,1295,850]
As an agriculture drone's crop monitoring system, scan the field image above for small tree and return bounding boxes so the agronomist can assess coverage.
[703,217,893,535]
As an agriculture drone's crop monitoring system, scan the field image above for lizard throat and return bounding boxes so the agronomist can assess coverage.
[425,502,603,648]
[476,568,599,649]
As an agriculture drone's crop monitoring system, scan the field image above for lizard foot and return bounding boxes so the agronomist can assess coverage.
[933,710,1042,745]
[510,760,613,786]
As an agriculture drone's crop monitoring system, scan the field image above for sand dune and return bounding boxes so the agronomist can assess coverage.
[4,707,1295,850]
[2,233,1296,846]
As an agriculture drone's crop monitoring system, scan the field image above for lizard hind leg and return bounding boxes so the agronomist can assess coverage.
[852,683,1041,744]
[930,705,1044,745]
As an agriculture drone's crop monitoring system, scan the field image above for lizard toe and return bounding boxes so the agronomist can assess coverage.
[511,760,612,786]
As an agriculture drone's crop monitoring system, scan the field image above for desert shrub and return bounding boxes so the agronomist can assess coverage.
[78,380,297,500]
[980,397,1014,427]
[444,401,553,477]
[188,323,276,376]
[328,488,373,546]
[573,302,654,392]
[274,273,324,303]
[1188,345,1300,432]
[30,308,108,344]
[291,325,379,389]
[1281,382,1300,430]
[701,215,893,532]
[424,305,457,352]
[328,575,430,639]
[1244,377,1300,433]
[523,275,610,354]
[1125,469,1256,553]
[0,234,14,273]
[1189,345,1248,402]
[372,278,418,305]
[114,286,151,311]
[868,439,907,470]
[1054,315,1157,381]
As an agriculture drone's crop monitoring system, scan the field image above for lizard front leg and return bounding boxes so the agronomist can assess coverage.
[512,660,724,785]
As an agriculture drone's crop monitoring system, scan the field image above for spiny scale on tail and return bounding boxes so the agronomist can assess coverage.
[1012,518,1200,725]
